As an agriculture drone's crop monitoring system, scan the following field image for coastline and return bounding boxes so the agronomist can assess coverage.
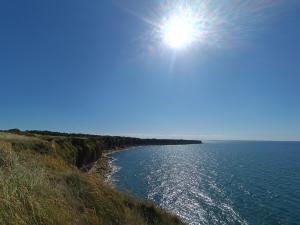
[0,131,187,225]
[89,146,140,182]
[89,144,202,183]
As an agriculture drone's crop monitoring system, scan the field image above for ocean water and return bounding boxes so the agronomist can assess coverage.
[111,141,300,225]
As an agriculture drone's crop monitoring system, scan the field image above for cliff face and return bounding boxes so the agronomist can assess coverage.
[17,130,202,170]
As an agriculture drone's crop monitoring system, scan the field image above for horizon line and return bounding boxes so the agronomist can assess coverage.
[1,128,299,142]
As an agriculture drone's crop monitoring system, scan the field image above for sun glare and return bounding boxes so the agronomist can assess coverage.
[161,7,199,49]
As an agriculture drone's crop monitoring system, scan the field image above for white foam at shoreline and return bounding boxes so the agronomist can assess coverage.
[105,156,121,184]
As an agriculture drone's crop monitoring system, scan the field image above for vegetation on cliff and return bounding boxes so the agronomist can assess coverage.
[0,130,197,225]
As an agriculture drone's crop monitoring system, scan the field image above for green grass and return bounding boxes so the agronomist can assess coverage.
[0,132,185,225]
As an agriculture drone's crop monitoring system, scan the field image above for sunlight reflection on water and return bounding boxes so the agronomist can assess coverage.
[112,142,300,225]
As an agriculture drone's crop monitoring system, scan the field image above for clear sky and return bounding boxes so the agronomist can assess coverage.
[0,0,299,141]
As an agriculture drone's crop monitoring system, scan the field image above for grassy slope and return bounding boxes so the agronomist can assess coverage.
[0,132,185,225]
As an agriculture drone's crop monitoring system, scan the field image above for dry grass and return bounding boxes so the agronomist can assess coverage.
[0,133,185,225]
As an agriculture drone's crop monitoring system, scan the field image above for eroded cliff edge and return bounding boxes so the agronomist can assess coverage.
[6,129,202,169]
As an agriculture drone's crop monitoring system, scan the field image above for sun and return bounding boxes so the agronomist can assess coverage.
[161,7,199,49]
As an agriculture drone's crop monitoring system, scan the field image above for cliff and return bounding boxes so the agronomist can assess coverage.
[4,129,202,169]
[0,130,201,225]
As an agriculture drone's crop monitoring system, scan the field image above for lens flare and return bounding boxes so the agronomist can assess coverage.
[115,0,294,54]
[161,7,199,49]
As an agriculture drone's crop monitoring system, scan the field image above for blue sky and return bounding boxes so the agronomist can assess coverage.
[0,0,299,141]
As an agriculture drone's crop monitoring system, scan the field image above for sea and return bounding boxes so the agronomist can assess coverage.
[111,141,300,225]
